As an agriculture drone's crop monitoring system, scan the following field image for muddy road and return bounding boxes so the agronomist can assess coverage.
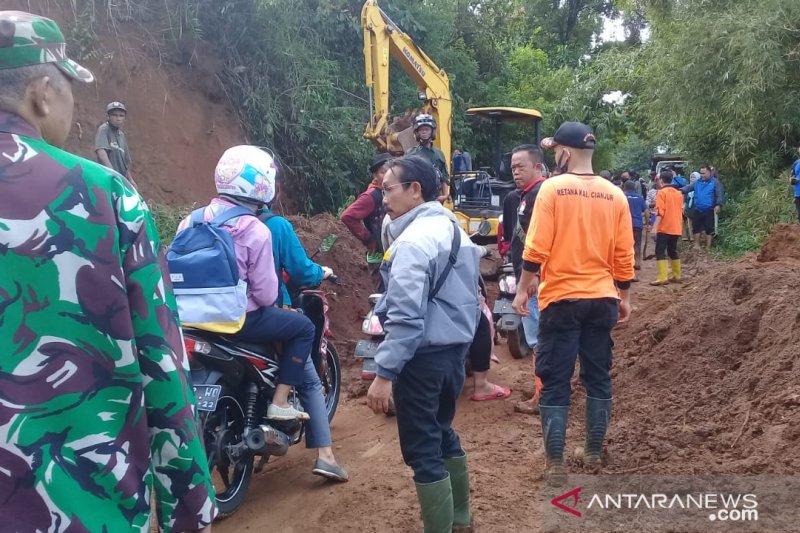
[214,228,800,532]
[214,261,657,533]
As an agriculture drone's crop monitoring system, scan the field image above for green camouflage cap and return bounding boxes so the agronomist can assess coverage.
[0,11,94,82]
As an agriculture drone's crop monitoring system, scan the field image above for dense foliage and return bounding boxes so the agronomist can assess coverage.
[77,0,800,251]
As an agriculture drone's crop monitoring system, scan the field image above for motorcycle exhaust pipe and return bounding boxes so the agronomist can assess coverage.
[244,424,291,456]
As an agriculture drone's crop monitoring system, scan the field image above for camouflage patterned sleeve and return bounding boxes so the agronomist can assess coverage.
[116,184,217,531]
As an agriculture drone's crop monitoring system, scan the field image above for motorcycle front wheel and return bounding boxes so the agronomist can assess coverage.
[321,343,341,422]
[507,324,531,359]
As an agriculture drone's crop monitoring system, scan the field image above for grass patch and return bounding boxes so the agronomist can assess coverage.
[716,173,797,256]
[150,202,192,246]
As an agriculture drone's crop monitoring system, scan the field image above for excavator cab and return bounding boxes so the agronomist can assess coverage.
[450,107,543,238]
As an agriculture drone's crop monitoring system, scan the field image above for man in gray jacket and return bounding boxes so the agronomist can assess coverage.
[367,155,481,533]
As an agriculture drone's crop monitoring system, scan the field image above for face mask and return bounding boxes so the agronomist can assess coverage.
[555,149,570,174]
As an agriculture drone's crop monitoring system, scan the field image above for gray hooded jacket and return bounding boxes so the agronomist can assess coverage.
[374,201,481,380]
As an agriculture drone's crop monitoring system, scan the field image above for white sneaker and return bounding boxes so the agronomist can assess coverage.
[267,403,310,421]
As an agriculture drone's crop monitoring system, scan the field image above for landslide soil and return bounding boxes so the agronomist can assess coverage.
[5,0,246,206]
[214,225,800,532]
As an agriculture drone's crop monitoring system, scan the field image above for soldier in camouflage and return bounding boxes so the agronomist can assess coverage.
[0,11,216,532]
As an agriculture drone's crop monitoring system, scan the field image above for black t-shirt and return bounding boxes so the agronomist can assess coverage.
[510,179,544,279]
[502,189,521,244]
[517,180,544,233]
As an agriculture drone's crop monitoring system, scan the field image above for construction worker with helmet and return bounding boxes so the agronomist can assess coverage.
[406,113,450,201]
[175,145,315,422]
[95,100,134,184]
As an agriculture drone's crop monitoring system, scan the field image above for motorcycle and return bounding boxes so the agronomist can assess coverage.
[353,293,384,381]
[184,277,341,517]
[492,262,531,359]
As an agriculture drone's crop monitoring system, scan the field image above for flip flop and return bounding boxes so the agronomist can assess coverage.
[471,384,511,402]
[490,353,501,364]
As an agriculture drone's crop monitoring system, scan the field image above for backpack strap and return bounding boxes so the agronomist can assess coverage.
[429,222,461,301]
[189,207,207,227]
[209,205,254,226]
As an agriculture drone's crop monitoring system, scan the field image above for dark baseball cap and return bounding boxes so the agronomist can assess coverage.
[541,121,596,150]
[369,152,393,173]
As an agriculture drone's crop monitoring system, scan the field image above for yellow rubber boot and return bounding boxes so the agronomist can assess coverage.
[669,259,682,283]
[650,260,669,286]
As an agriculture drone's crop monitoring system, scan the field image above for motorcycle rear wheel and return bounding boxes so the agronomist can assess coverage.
[200,393,254,518]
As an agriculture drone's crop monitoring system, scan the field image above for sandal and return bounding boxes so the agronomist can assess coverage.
[471,384,511,402]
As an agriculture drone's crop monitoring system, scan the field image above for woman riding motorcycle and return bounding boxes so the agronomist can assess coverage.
[177,145,312,421]
[259,176,349,482]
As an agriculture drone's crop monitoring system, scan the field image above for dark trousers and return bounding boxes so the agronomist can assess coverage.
[467,313,491,373]
[368,261,385,293]
[394,344,469,483]
[235,306,315,386]
[655,233,679,260]
[633,226,643,265]
[535,299,618,406]
[795,197,800,223]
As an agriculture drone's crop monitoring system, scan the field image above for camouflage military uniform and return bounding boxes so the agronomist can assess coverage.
[0,11,215,532]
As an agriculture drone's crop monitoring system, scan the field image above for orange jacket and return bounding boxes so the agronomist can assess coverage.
[655,186,683,236]
[522,173,635,311]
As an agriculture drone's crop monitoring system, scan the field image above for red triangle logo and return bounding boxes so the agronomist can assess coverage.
[551,487,583,518]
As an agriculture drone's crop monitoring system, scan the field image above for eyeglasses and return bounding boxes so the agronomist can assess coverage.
[382,182,406,196]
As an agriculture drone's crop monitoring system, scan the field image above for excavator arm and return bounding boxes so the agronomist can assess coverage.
[361,0,452,172]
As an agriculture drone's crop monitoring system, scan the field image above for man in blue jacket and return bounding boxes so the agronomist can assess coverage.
[682,165,724,251]
[367,155,480,533]
[259,196,349,483]
[791,148,800,223]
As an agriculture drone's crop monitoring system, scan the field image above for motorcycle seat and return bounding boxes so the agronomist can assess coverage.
[184,328,276,358]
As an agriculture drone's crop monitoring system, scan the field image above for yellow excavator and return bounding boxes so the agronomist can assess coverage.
[361,0,542,238]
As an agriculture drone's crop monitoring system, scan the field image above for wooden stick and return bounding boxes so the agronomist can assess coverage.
[730,404,752,449]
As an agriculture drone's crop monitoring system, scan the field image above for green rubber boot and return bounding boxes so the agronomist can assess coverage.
[539,405,569,486]
[584,397,612,473]
[444,454,472,531]
[415,475,454,533]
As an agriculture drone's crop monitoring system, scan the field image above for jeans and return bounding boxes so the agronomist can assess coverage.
[521,293,540,348]
[298,356,331,448]
[393,344,469,484]
[235,306,314,386]
[535,299,618,406]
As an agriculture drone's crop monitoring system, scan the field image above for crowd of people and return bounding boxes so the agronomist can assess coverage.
[596,164,726,286]
[2,8,756,533]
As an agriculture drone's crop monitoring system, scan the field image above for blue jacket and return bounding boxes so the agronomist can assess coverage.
[792,160,800,197]
[625,192,646,229]
[261,208,323,306]
[683,177,724,212]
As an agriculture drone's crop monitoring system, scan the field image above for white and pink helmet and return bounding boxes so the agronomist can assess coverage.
[214,145,278,204]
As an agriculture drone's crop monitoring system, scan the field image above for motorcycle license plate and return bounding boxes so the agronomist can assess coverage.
[193,384,222,412]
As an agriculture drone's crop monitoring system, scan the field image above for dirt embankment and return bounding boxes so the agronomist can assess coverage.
[287,213,374,351]
[609,224,800,475]
[6,0,246,206]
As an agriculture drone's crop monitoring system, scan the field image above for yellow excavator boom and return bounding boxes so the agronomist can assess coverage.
[361,0,451,171]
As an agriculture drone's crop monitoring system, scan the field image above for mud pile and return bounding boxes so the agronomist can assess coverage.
[608,224,800,475]
[287,213,374,352]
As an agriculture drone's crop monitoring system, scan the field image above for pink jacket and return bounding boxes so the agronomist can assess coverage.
[177,197,278,311]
